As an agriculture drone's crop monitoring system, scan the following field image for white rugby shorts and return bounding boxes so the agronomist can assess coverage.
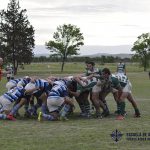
[47,97,64,112]
[0,96,12,111]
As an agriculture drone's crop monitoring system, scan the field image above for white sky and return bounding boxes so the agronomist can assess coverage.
[0,0,150,54]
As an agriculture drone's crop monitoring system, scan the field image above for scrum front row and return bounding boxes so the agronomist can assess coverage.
[0,68,141,121]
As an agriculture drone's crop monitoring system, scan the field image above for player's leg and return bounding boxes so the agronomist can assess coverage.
[99,91,110,117]
[82,90,91,118]
[0,96,15,120]
[38,97,63,121]
[116,92,128,120]
[127,93,140,117]
[9,98,27,116]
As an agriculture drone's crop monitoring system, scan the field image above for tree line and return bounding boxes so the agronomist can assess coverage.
[32,55,132,64]
[0,0,150,73]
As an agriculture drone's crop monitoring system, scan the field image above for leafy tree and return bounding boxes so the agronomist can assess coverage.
[46,24,84,72]
[0,0,34,74]
[132,33,150,71]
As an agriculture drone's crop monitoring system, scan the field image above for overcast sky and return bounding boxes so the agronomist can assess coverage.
[0,0,150,54]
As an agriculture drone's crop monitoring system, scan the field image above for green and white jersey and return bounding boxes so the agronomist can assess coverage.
[115,74,128,87]
[117,63,126,74]
[109,74,128,89]
[108,74,120,89]
[85,68,101,77]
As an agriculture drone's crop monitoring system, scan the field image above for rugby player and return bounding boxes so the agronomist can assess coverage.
[116,60,126,75]
[0,86,28,120]
[38,80,74,121]
[101,68,140,120]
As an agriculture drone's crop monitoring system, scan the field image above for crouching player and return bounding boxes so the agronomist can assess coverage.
[24,77,53,117]
[38,80,74,121]
[101,68,140,120]
[0,86,28,120]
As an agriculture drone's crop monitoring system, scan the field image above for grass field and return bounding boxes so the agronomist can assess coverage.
[0,62,150,150]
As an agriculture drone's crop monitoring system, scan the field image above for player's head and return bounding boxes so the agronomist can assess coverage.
[86,61,95,71]
[24,76,31,81]
[67,80,77,90]
[119,59,123,63]
[102,68,111,79]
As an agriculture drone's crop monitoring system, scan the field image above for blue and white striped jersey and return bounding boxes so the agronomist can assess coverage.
[34,79,52,94]
[9,78,21,84]
[48,84,68,98]
[3,87,25,102]
[35,79,48,88]
[17,78,31,87]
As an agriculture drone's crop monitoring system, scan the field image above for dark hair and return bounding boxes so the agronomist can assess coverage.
[102,68,111,75]
[87,61,95,66]
[67,80,77,92]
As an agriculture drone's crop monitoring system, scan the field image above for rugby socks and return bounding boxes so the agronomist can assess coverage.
[41,103,47,114]
[104,102,109,112]
[42,113,54,121]
[10,104,21,115]
[118,102,125,116]
[135,108,140,115]
[30,103,40,115]
[60,104,70,117]
[0,114,7,119]
[117,102,121,115]
[79,104,86,114]
[84,100,91,116]
[34,103,41,111]
[24,103,29,112]
[85,105,90,114]
[116,101,120,113]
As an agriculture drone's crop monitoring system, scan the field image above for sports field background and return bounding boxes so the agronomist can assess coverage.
[0,62,150,150]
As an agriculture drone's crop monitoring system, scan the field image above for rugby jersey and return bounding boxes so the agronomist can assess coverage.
[34,79,52,94]
[85,68,101,76]
[53,80,67,86]
[115,74,128,87]
[3,87,25,102]
[108,74,128,89]
[48,84,68,98]
[117,63,126,74]
[9,78,21,84]
[17,78,31,87]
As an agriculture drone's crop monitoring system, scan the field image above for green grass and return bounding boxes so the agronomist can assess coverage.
[0,62,150,150]
[17,62,146,77]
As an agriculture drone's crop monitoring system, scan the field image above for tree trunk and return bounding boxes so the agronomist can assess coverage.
[12,53,18,75]
[61,56,65,72]
[13,59,18,75]
[144,55,147,72]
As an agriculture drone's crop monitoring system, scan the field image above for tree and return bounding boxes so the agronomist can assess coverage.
[46,24,84,72]
[132,33,150,71]
[0,0,34,74]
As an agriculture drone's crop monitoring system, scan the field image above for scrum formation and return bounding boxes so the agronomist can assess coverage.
[0,61,141,121]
